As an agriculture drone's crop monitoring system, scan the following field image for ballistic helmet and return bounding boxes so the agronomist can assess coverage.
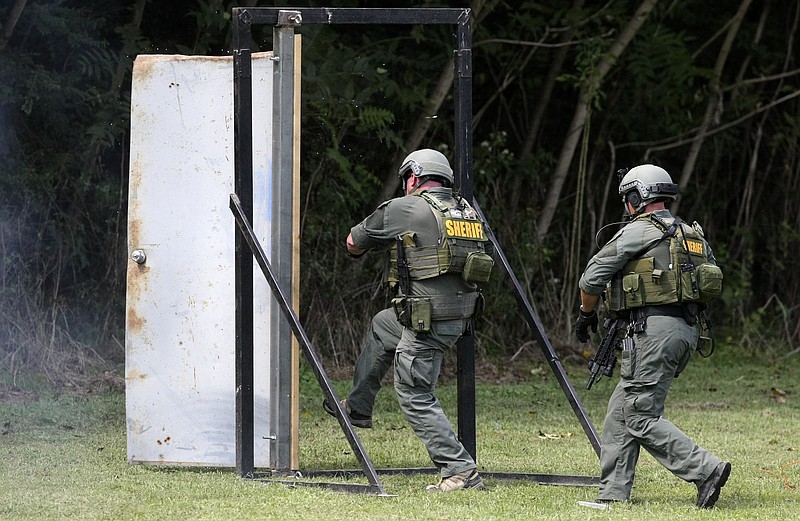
[397,149,454,186]
[618,164,678,213]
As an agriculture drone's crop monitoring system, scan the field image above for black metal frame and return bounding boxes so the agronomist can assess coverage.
[232,6,600,494]
[231,193,389,495]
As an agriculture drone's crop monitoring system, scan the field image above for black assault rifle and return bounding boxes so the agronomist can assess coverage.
[586,318,625,390]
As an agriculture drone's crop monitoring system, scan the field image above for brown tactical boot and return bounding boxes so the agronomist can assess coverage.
[322,399,372,429]
[425,469,485,492]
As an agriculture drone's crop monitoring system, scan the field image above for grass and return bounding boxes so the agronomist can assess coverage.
[1,348,799,520]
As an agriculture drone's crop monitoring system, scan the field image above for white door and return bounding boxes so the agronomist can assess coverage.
[126,53,273,466]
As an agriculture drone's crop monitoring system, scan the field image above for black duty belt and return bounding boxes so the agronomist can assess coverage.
[635,304,686,319]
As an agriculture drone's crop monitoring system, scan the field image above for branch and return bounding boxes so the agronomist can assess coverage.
[727,68,800,90]
[0,0,28,51]
[536,0,659,240]
[641,88,800,156]
[474,31,615,49]
[375,0,499,205]
[674,0,754,214]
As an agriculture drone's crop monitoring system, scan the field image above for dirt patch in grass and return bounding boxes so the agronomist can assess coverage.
[0,370,124,404]
[0,387,41,404]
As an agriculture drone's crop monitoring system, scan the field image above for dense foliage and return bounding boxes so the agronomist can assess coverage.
[1,0,799,383]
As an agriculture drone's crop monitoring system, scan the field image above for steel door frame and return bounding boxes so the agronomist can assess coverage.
[231,6,600,494]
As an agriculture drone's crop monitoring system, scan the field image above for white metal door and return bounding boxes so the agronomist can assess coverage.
[126,53,273,466]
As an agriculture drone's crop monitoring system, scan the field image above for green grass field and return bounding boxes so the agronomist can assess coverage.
[1,349,799,520]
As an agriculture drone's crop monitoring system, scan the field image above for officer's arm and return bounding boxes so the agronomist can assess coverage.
[346,233,366,256]
[580,290,601,314]
[578,223,639,310]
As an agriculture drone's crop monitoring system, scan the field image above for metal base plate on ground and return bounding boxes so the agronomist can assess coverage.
[249,467,598,495]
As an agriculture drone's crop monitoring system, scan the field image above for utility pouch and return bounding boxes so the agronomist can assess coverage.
[622,273,644,308]
[620,335,635,379]
[462,251,494,283]
[391,296,431,333]
[696,263,723,301]
[409,298,432,333]
[391,297,410,327]
[678,265,699,301]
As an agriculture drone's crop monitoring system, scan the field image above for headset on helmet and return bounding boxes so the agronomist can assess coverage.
[618,164,678,213]
[397,149,454,187]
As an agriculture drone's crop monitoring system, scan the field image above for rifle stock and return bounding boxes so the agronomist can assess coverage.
[395,234,412,321]
[395,235,411,294]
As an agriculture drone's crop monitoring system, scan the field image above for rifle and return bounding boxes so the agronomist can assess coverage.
[395,234,413,325]
[586,318,624,390]
[395,235,412,296]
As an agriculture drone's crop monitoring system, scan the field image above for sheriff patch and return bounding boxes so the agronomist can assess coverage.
[444,219,487,241]
[685,239,704,255]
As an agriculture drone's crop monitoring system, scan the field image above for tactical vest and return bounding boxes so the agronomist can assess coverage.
[607,214,723,312]
[387,191,494,285]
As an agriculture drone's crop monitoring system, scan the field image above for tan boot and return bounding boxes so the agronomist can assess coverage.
[425,469,485,492]
[322,399,372,429]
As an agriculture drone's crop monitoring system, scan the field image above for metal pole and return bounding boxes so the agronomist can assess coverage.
[453,12,477,460]
[232,8,255,478]
[229,7,600,489]
[270,9,301,472]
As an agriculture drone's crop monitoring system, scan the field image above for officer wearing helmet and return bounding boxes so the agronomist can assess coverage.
[575,164,730,508]
[323,148,493,492]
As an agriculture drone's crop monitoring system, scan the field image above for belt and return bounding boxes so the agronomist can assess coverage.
[429,291,479,320]
[636,305,686,319]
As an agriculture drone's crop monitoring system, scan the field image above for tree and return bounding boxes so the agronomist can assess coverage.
[0,0,27,51]
[536,0,660,240]
[672,0,753,215]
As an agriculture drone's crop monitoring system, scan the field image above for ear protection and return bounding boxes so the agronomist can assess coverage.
[625,189,642,208]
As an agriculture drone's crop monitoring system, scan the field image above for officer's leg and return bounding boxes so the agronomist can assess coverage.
[599,381,641,501]
[346,307,402,416]
[393,319,475,478]
[623,318,721,485]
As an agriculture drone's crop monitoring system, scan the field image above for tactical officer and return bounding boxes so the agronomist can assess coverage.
[323,148,493,492]
[575,164,730,508]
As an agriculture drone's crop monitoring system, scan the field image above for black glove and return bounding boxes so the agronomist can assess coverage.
[575,308,598,343]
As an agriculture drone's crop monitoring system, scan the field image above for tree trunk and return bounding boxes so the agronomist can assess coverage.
[0,0,28,51]
[375,0,499,205]
[536,0,659,240]
[519,0,585,161]
[672,0,753,215]
[733,0,771,235]
[374,55,454,204]
[510,0,584,219]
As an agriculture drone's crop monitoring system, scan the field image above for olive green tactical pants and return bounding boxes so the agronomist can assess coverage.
[346,308,402,417]
[347,309,476,478]
[394,317,476,478]
[598,315,722,501]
